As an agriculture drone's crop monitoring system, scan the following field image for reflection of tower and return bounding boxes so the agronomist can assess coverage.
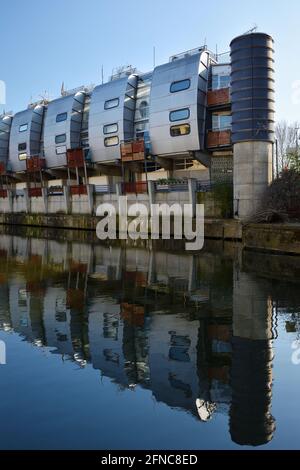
[230,270,276,447]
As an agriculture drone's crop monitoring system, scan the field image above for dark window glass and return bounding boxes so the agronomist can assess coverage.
[170,124,191,137]
[170,79,191,93]
[169,108,190,122]
[103,123,118,134]
[104,98,119,110]
[18,142,27,151]
[55,134,66,144]
[56,112,67,123]
[104,136,119,147]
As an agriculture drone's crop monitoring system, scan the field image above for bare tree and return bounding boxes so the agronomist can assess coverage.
[275,120,300,170]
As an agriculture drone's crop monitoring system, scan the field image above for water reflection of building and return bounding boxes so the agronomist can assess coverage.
[0,232,280,446]
[230,270,276,446]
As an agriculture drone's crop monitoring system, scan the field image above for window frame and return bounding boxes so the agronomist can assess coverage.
[103,123,119,135]
[169,108,190,123]
[18,152,27,161]
[170,123,191,137]
[19,124,28,133]
[18,142,27,152]
[56,145,67,155]
[170,79,191,94]
[104,98,119,110]
[56,112,68,123]
[55,133,67,144]
[104,136,119,147]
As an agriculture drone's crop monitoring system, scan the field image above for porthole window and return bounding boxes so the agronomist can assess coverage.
[103,123,118,135]
[55,134,66,144]
[170,79,191,93]
[56,112,67,123]
[104,98,119,110]
[104,136,119,147]
[170,124,191,137]
[169,108,190,122]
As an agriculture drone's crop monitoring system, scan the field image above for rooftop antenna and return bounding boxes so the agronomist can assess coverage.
[101,65,104,84]
[61,81,65,96]
[204,37,207,48]
[244,24,258,35]
[153,46,156,68]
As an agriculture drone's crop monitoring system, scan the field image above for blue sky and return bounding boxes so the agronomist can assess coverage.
[0,0,299,122]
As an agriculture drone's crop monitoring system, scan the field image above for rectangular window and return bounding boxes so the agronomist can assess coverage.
[19,124,28,132]
[104,136,119,147]
[170,79,191,93]
[104,98,119,110]
[56,112,67,123]
[55,134,66,144]
[212,114,232,131]
[56,145,67,155]
[18,142,27,151]
[170,124,191,137]
[169,108,190,122]
[103,123,118,135]
[18,153,27,161]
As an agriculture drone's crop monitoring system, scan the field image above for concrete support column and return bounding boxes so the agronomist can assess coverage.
[7,189,14,213]
[63,185,71,214]
[147,180,155,215]
[23,188,31,214]
[86,184,94,215]
[233,141,273,220]
[188,178,197,217]
[116,182,123,197]
[42,188,48,214]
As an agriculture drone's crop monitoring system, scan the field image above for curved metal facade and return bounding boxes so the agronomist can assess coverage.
[149,51,210,157]
[9,105,44,172]
[43,91,85,168]
[230,33,275,143]
[88,75,137,163]
[0,115,12,166]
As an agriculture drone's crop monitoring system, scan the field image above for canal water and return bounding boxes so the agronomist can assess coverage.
[0,227,299,450]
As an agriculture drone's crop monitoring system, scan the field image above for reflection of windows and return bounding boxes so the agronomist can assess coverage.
[212,113,232,131]
[55,133,66,144]
[18,142,27,151]
[57,333,68,342]
[169,373,192,397]
[169,333,191,362]
[19,123,28,132]
[170,79,191,93]
[103,123,118,135]
[55,311,67,322]
[56,112,67,123]
[18,289,27,307]
[170,123,190,137]
[104,136,119,147]
[169,108,190,122]
[103,349,120,364]
[104,98,119,110]
[103,313,119,340]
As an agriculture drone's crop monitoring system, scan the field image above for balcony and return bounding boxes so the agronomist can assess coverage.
[67,148,85,168]
[122,181,148,194]
[120,140,145,162]
[207,130,232,149]
[207,88,231,108]
[26,157,46,173]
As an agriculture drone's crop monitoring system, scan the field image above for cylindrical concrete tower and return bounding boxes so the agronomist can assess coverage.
[230,33,275,219]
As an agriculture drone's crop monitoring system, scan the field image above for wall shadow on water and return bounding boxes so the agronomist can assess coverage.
[0,225,299,448]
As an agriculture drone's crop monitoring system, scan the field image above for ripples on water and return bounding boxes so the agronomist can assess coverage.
[0,227,299,450]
